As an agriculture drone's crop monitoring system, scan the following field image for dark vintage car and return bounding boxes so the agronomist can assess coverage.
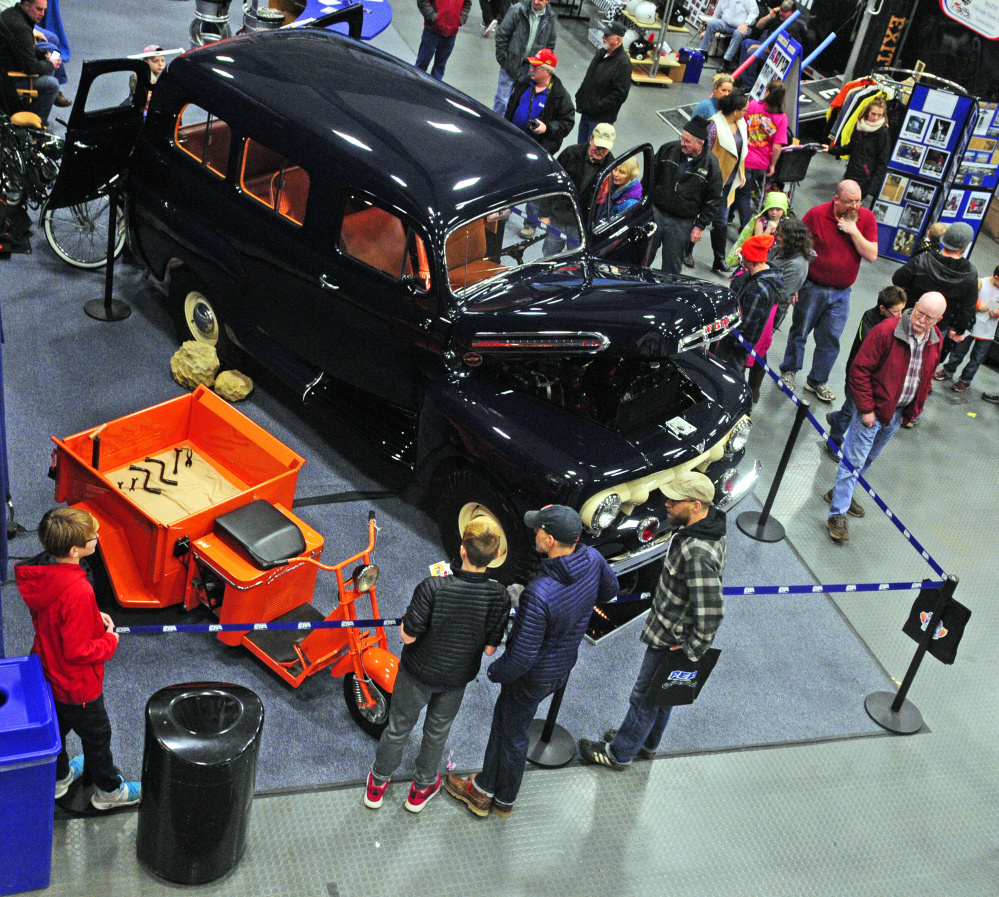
[49,23,758,588]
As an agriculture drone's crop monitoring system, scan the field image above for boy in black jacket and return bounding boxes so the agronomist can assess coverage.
[364,519,509,814]
[716,233,782,372]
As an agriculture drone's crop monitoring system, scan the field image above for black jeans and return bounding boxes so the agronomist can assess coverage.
[54,694,121,792]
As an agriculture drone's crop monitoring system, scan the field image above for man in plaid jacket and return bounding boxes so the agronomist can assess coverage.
[578,471,726,769]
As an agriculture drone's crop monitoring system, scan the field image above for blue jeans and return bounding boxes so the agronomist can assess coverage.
[15,73,59,124]
[736,38,762,86]
[476,677,558,805]
[372,665,466,788]
[494,66,520,115]
[943,336,991,385]
[577,115,601,145]
[828,390,856,446]
[415,28,456,81]
[781,281,852,387]
[542,222,581,256]
[608,647,674,765]
[829,406,902,517]
[699,20,742,60]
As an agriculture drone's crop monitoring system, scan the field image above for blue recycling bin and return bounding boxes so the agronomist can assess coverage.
[678,48,705,84]
[0,655,62,896]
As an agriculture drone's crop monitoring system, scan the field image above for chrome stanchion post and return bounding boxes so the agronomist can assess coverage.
[737,398,810,542]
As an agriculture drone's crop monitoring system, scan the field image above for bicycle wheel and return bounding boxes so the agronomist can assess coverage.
[41,195,127,269]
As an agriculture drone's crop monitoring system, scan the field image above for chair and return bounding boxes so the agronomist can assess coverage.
[0,25,38,110]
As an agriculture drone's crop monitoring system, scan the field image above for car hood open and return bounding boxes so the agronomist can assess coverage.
[451,259,740,362]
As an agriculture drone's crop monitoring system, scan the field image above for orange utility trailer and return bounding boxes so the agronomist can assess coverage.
[50,386,396,733]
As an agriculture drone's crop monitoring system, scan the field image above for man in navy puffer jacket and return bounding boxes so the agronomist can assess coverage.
[446,504,618,818]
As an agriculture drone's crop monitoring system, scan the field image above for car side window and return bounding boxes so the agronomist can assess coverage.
[339,195,430,288]
[240,139,310,226]
[173,104,231,178]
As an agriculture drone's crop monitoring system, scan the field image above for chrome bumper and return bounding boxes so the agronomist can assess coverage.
[606,460,760,575]
[716,459,761,513]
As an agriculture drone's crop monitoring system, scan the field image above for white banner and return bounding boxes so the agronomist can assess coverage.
[940,0,999,40]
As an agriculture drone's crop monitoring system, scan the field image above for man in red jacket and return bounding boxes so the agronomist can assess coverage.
[826,291,946,541]
[15,508,141,809]
[415,0,472,81]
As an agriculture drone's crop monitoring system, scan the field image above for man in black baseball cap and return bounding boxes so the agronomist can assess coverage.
[574,18,633,144]
[647,115,723,275]
[446,503,617,818]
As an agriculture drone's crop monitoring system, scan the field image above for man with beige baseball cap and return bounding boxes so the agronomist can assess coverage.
[578,470,727,770]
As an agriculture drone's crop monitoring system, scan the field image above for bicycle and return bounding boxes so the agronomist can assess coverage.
[41,192,127,269]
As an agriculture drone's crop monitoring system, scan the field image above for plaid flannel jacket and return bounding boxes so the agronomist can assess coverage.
[641,506,726,662]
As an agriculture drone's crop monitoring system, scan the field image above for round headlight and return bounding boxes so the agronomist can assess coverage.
[352,564,379,593]
[726,418,752,455]
[637,516,660,544]
[591,494,623,533]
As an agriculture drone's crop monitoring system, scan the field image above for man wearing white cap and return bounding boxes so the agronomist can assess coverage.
[539,122,616,255]
[578,471,727,769]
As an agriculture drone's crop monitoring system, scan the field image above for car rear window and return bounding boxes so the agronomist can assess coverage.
[173,104,231,177]
[240,139,310,226]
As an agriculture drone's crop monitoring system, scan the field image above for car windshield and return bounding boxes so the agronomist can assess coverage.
[445,192,583,296]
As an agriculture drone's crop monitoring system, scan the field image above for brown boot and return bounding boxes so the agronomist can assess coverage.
[444,773,491,817]
[746,362,766,404]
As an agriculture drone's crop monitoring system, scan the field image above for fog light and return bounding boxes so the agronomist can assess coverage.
[719,468,738,496]
[637,516,660,543]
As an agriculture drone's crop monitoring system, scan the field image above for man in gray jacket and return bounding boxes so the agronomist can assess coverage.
[492,0,557,114]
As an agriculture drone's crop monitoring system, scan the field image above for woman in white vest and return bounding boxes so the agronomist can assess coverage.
[703,91,749,274]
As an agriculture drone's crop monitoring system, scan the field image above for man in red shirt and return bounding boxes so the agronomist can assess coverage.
[779,180,878,402]
[826,292,945,541]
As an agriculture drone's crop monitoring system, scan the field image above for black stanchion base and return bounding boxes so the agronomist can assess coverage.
[84,298,132,322]
[526,719,576,768]
[864,690,924,735]
[56,778,102,817]
[736,510,786,543]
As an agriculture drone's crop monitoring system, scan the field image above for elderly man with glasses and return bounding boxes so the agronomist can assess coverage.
[826,292,946,542]
[780,179,879,403]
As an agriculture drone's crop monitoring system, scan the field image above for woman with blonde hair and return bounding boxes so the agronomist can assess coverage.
[596,156,643,222]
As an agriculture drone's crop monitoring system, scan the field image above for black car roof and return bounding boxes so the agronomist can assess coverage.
[173,29,572,234]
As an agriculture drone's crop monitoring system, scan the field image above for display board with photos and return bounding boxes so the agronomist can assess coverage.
[952,101,999,191]
[876,84,976,262]
[748,30,803,138]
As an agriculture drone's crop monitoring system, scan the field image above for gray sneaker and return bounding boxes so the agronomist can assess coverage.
[827,514,850,541]
[983,392,999,405]
[91,776,141,810]
[805,381,836,403]
[780,371,796,391]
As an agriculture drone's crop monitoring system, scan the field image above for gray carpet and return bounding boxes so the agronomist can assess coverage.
[0,240,895,792]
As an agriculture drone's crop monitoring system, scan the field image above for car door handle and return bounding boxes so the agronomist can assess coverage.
[319,274,339,292]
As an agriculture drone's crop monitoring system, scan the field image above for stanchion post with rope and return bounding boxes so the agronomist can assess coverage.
[83,175,131,323]
[737,398,810,543]
[864,573,959,735]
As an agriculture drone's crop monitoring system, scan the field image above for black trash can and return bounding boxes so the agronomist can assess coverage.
[136,683,264,885]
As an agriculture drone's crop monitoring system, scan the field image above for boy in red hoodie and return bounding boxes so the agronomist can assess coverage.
[15,508,141,810]
[415,0,471,81]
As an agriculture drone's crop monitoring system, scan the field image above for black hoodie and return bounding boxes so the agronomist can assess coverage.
[892,251,979,335]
